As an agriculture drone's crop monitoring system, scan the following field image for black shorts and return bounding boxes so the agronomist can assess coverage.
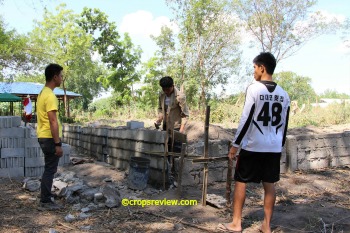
[234,149,281,183]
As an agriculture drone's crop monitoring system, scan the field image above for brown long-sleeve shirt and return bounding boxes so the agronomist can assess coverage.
[158,87,189,130]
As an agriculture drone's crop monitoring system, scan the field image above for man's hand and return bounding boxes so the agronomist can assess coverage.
[179,124,185,134]
[228,146,238,160]
[154,120,161,129]
[55,146,63,157]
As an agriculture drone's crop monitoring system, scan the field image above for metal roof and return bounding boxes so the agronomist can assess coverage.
[0,92,22,102]
[0,82,81,99]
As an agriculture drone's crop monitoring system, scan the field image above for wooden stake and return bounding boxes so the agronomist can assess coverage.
[201,106,210,206]
[177,143,186,198]
[226,142,233,207]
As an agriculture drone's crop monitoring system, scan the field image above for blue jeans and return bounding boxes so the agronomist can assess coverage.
[38,138,60,203]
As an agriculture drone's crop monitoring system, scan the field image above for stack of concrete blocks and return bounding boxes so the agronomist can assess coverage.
[24,137,44,177]
[0,116,25,177]
[107,128,167,184]
[0,116,71,178]
[24,138,71,177]
[286,132,350,171]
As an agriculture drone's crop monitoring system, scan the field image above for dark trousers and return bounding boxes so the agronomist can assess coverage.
[38,138,60,203]
[162,127,182,179]
[162,124,182,153]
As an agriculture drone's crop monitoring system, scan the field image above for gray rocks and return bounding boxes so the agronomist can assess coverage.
[101,185,121,208]
[22,178,40,192]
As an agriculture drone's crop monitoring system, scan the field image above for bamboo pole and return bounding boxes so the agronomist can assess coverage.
[163,121,169,190]
[163,105,173,190]
[201,106,210,206]
[192,157,228,163]
[170,128,175,174]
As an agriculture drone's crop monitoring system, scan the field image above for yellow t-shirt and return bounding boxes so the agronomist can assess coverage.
[36,86,62,138]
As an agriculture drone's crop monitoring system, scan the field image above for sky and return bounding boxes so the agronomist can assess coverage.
[0,0,349,95]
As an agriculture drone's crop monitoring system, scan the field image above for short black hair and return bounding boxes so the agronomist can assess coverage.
[45,63,63,82]
[253,52,276,75]
[159,76,174,88]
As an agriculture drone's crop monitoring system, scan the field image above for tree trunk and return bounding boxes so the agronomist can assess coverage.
[200,86,206,115]
[62,81,68,117]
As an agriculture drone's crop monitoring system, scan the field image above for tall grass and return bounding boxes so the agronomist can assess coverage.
[71,105,157,127]
[70,102,350,129]
[288,103,350,128]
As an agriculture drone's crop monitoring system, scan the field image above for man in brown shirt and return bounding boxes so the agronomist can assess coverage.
[155,76,189,134]
[155,76,189,186]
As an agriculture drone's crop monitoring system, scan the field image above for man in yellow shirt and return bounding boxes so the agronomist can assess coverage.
[37,63,63,210]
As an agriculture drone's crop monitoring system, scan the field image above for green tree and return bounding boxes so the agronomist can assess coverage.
[0,17,31,79]
[98,34,141,106]
[232,0,343,62]
[342,18,350,52]
[139,26,179,109]
[274,71,317,104]
[79,8,142,106]
[151,26,178,76]
[14,74,44,83]
[139,57,163,108]
[167,0,242,110]
[29,4,104,115]
[319,89,350,99]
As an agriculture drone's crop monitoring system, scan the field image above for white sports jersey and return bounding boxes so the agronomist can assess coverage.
[232,80,290,153]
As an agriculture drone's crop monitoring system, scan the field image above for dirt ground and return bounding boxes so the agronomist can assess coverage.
[0,122,349,233]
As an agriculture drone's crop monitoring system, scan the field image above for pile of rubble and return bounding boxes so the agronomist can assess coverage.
[22,165,163,228]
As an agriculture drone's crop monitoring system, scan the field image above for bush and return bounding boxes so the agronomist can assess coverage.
[61,116,75,124]
[210,103,242,125]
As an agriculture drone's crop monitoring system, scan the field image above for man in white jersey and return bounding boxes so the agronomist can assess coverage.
[218,52,290,233]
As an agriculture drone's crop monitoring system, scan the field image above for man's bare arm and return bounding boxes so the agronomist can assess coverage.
[47,110,63,157]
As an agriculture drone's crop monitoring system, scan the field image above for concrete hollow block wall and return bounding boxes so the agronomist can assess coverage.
[63,125,169,185]
[285,132,350,171]
[62,124,350,186]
